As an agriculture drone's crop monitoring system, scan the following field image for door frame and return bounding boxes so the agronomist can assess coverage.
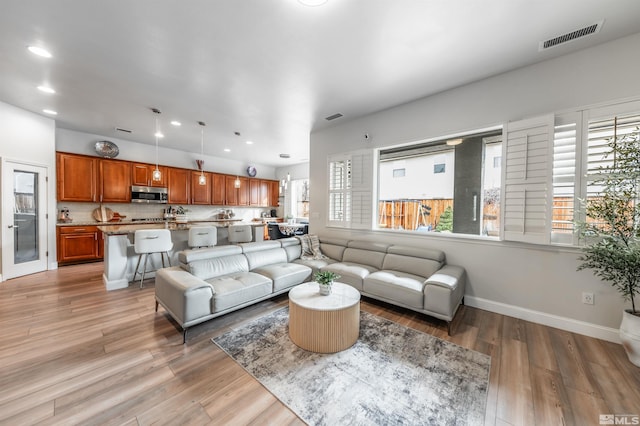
[1,158,50,281]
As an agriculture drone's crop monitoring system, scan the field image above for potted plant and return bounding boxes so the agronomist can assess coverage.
[314,270,341,296]
[576,121,640,366]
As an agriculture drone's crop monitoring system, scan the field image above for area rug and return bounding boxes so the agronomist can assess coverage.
[212,308,490,425]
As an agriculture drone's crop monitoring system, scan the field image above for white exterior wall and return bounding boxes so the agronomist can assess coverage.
[309,32,640,340]
[0,101,57,276]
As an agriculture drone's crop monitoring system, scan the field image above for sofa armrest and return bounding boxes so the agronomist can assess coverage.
[424,264,465,291]
[155,267,215,327]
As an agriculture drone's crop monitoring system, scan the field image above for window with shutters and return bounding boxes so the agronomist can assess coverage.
[327,150,374,229]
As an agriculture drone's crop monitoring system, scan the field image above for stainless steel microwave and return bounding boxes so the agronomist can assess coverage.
[131,185,168,203]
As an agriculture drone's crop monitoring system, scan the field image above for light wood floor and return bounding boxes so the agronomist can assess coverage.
[1,262,639,425]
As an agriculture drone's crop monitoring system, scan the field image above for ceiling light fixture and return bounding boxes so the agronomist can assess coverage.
[151,108,162,182]
[28,46,52,58]
[37,85,55,94]
[446,138,463,146]
[171,120,181,126]
[224,148,231,152]
[246,140,253,145]
[198,121,207,186]
[42,109,57,115]
[234,176,241,189]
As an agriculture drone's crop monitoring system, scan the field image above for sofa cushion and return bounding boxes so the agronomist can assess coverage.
[381,253,442,280]
[187,253,249,280]
[253,263,312,292]
[293,258,338,275]
[244,247,288,270]
[321,262,377,291]
[364,270,425,310]
[206,272,272,313]
[179,245,242,266]
[319,237,350,261]
[240,240,281,253]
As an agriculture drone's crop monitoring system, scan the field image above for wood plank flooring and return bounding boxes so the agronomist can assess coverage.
[1,262,639,425]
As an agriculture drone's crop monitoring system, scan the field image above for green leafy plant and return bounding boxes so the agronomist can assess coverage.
[313,270,340,285]
[576,124,640,315]
[436,206,453,232]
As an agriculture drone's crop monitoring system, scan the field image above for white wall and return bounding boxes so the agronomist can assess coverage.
[309,32,640,340]
[0,101,57,276]
[56,128,277,179]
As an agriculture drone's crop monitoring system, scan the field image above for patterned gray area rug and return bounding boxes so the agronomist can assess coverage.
[212,308,490,425]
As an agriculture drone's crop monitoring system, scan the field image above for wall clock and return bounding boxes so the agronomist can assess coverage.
[246,165,257,177]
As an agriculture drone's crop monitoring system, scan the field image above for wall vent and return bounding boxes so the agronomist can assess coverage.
[325,113,343,121]
[539,20,603,50]
[115,127,132,133]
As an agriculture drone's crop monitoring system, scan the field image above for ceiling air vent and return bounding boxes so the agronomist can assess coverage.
[539,20,603,51]
[115,127,132,134]
[325,113,343,121]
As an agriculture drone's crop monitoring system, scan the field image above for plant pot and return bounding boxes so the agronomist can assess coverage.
[620,309,640,367]
[318,283,332,296]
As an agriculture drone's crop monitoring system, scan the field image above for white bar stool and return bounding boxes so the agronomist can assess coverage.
[188,226,217,248]
[228,224,253,243]
[133,229,173,288]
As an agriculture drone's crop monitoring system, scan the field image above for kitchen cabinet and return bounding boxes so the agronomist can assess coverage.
[57,153,98,202]
[225,175,249,206]
[168,167,190,204]
[250,179,271,206]
[211,173,226,205]
[132,163,167,187]
[57,225,103,264]
[100,159,131,202]
[269,180,280,207]
[190,171,211,205]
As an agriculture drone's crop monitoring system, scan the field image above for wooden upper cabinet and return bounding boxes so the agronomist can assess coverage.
[259,180,270,206]
[132,163,167,187]
[211,173,226,205]
[190,171,211,205]
[249,179,261,206]
[100,159,131,203]
[57,152,98,202]
[168,167,190,204]
[269,180,280,207]
[224,175,249,206]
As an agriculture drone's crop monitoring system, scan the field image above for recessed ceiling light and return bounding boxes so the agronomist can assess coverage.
[43,109,57,115]
[446,138,463,146]
[154,131,164,138]
[246,140,253,145]
[170,120,181,126]
[28,46,52,58]
[298,0,328,6]
[224,148,231,152]
[37,85,55,94]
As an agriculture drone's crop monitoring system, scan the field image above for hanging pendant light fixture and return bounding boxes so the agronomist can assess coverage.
[198,121,206,185]
[151,108,163,182]
[234,176,241,188]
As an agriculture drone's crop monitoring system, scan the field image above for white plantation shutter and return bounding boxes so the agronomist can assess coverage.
[502,115,554,244]
[551,114,579,244]
[327,150,373,229]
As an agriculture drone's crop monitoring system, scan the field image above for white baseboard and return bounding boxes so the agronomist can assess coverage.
[464,295,621,344]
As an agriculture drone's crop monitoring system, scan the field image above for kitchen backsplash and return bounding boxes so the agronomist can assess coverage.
[57,202,280,223]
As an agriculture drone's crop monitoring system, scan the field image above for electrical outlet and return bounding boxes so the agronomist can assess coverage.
[582,292,595,305]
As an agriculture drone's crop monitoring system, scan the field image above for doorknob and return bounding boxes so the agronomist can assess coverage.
[8,225,18,229]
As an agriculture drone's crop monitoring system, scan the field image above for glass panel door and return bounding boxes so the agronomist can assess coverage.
[14,170,39,264]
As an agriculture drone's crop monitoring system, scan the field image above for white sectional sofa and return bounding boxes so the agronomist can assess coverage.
[155,236,466,342]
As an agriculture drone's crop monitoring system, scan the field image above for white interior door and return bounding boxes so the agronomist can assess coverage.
[1,159,49,280]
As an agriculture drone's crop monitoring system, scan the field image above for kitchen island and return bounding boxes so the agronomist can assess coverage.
[96,221,265,291]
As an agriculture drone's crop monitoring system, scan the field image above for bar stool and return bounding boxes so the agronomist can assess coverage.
[188,226,217,248]
[228,224,253,243]
[133,229,173,288]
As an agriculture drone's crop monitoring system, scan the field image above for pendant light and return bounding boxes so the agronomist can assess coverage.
[151,108,163,182]
[234,176,241,188]
[198,121,206,185]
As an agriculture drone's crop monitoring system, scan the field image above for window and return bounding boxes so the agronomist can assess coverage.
[392,168,405,178]
[377,128,502,236]
[328,150,373,229]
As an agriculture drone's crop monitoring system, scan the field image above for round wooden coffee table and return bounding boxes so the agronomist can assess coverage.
[288,282,361,353]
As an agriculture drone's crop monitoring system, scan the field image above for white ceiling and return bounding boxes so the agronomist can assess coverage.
[1,1,639,167]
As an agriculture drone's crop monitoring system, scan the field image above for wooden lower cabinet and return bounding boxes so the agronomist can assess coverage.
[57,226,103,264]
